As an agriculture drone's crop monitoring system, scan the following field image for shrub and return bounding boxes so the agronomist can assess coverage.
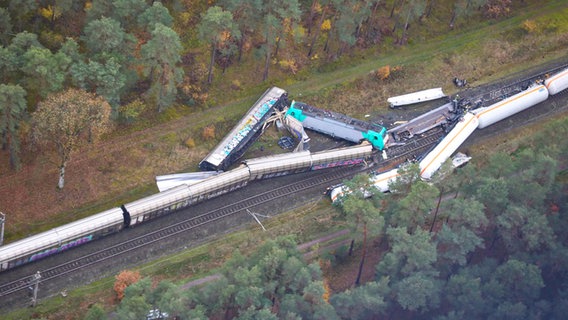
[202,125,216,141]
[113,270,141,301]
[279,59,299,74]
[521,20,538,34]
[484,0,512,19]
[185,137,196,148]
[231,80,242,91]
[376,65,391,81]
[118,99,147,124]
[375,65,403,81]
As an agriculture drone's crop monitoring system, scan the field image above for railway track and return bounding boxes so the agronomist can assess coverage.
[0,131,441,304]
[384,129,445,160]
[463,63,568,109]
[0,165,366,299]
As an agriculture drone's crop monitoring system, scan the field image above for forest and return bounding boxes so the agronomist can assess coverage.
[1,0,568,318]
[0,0,521,184]
[93,116,568,319]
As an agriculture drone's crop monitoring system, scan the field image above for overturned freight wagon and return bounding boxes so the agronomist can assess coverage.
[199,87,289,171]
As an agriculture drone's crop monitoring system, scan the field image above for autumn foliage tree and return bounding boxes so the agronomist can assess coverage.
[198,6,241,84]
[32,88,112,189]
[114,269,141,302]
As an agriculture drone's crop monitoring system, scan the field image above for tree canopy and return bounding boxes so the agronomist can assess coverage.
[32,88,112,189]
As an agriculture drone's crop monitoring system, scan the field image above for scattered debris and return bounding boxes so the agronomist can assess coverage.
[453,77,467,88]
[278,136,295,150]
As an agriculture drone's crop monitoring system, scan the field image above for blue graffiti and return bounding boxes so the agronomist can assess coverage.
[29,235,93,262]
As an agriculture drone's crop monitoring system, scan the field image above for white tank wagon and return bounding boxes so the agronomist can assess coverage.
[0,208,125,271]
[544,67,568,95]
[387,88,446,108]
[473,85,549,129]
[419,113,479,180]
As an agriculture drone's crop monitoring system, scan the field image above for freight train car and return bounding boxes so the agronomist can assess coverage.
[0,143,372,272]
[330,66,568,203]
[199,87,288,171]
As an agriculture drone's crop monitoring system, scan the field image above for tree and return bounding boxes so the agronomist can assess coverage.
[330,278,390,319]
[482,151,516,179]
[0,84,27,170]
[444,269,486,317]
[5,31,43,82]
[59,37,83,65]
[113,269,141,302]
[115,277,152,320]
[6,0,38,33]
[474,176,509,214]
[82,16,135,58]
[0,8,13,46]
[376,226,437,280]
[33,88,112,189]
[137,1,174,32]
[85,0,114,22]
[496,204,555,254]
[391,180,439,232]
[218,0,263,62]
[436,224,485,268]
[192,236,334,318]
[436,198,488,266]
[140,23,183,112]
[257,0,301,81]
[507,149,558,209]
[198,6,241,84]
[8,32,42,56]
[235,307,279,320]
[450,0,488,28]
[21,46,70,101]
[0,46,18,83]
[39,0,74,29]
[394,271,442,312]
[111,0,149,30]
[488,259,544,304]
[70,57,126,116]
[386,162,421,195]
[306,0,330,58]
[115,276,207,319]
[397,0,426,45]
[340,173,385,285]
[329,0,372,56]
[85,304,108,320]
